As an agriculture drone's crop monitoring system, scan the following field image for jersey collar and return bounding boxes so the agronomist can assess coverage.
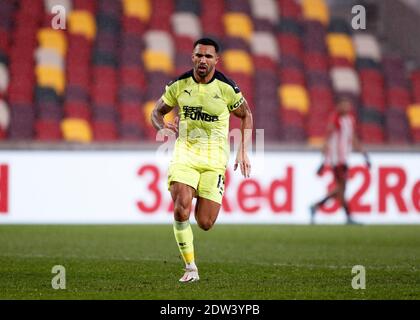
[191,69,217,84]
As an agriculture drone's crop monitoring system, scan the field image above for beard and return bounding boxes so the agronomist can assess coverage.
[196,64,213,78]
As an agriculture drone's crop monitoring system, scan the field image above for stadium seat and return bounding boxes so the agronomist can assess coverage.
[330,67,360,95]
[43,0,72,13]
[0,63,9,94]
[353,33,382,62]
[35,47,65,70]
[35,119,62,141]
[328,17,352,35]
[222,50,254,75]
[8,104,35,140]
[64,102,91,121]
[68,11,96,40]
[172,12,202,40]
[123,0,151,22]
[0,100,10,134]
[302,0,329,26]
[251,32,279,61]
[35,65,65,95]
[278,85,310,114]
[144,30,175,60]
[223,13,253,42]
[278,0,302,19]
[143,50,174,74]
[37,28,67,56]
[92,120,118,141]
[407,104,420,128]
[61,118,92,143]
[304,52,329,72]
[226,0,251,14]
[176,0,201,15]
[326,33,355,63]
[249,0,279,24]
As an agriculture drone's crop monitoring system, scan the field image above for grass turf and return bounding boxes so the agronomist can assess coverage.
[0,225,419,300]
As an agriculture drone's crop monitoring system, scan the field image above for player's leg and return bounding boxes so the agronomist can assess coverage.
[194,197,221,231]
[310,165,348,223]
[168,164,201,282]
[335,165,354,224]
[195,170,224,230]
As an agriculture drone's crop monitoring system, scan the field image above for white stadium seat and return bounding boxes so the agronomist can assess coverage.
[44,0,72,14]
[35,47,65,70]
[353,33,382,62]
[250,0,279,24]
[251,32,279,61]
[330,67,361,95]
[0,64,9,94]
[144,30,175,60]
[0,100,10,131]
[171,12,202,40]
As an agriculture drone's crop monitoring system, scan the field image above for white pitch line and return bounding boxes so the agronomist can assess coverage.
[0,253,418,272]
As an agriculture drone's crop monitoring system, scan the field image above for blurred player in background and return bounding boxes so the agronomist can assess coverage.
[151,38,253,282]
[310,98,371,225]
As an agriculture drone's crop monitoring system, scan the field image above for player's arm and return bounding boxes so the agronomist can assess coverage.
[151,98,178,134]
[232,98,253,178]
[353,134,371,169]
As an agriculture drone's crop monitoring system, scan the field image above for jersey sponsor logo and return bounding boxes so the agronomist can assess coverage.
[228,97,244,111]
[184,89,192,96]
[183,106,219,122]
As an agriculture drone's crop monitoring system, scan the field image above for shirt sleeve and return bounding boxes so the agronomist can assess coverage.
[161,81,178,108]
[226,84,245,112]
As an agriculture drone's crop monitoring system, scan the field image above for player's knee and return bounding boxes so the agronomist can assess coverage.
[197,219,214,231]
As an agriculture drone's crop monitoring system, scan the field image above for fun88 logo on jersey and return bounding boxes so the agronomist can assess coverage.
[183,106,219,122]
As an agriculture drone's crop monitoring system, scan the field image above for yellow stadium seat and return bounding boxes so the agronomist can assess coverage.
[407,104,420,128]
[123,0,151,22]
[142,50,174,74]
[222,50,254,75]
[61,118,93,143]
[302,0,330,26]
[35,65,65,94]
[37,28,67,56]
[223,13,253,42]
[327,33,355,62]
[308,136,325,147]
[278,85,310,114]
[68,11,96,40]
[144,100,176,127]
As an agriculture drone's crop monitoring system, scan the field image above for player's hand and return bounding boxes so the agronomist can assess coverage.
[162,117,179,135]
[316,163,325,176]
[234,151,251,178]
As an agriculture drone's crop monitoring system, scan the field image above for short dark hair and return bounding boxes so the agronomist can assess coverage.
[193,38,220,53]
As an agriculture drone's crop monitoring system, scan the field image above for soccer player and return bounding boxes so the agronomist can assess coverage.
[151,38,253,282]
[310,98,371,225]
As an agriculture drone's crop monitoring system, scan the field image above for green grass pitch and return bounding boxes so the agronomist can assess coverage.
[0,225,419,299]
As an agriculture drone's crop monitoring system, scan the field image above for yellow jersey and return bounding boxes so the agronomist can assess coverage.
[161,69,244,170]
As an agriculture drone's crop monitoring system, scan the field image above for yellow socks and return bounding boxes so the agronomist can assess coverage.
[173,220,195,267]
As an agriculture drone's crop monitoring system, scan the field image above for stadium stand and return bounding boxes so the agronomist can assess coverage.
[0,0,419,144]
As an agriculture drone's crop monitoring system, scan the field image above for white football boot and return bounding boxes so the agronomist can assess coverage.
[179,268,200,283]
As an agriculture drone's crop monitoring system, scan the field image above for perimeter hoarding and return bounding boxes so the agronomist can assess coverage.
[0,150,419,224]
